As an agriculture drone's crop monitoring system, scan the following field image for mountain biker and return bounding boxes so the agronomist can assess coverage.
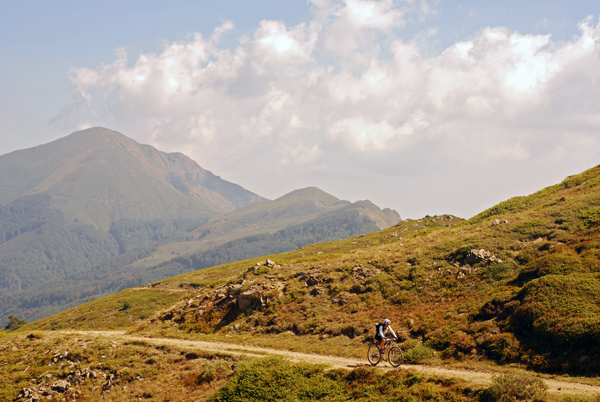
[376,318,397,351]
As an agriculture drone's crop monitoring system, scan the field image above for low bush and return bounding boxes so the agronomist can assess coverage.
[512,274,600,350]
[580,207,600,229]
[214,356,478,402]
[404,345,436,363]
[482,373,547,402]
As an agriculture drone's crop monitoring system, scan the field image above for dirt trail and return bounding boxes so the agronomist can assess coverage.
[58,330,599,397]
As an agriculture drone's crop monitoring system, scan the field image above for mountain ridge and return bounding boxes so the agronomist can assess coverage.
[0,127,402,323]
[0,127,268,228]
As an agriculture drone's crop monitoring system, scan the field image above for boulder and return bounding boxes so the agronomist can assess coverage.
[238,288,261,310]
[51,380,70,392]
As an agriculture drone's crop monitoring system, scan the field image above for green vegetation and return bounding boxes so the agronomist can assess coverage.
[482,373,548,402]
[94,164,600,376]
[215,356,477,402]
[4,314,26,330]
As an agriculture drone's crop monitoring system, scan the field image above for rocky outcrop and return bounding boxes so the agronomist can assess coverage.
[465,249,502,264]
[14,367,110,401]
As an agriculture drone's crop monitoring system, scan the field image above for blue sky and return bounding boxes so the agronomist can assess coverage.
[1,1,599,218]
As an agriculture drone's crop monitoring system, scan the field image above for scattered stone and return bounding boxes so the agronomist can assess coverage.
[352,265,381,280]
[465,249,502,264]
[492,218,510,226]
[306,276,320,287]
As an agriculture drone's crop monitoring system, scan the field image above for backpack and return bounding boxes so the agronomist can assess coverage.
[374,323,384,336]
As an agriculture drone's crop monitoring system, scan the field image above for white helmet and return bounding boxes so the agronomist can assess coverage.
[383,318,391,325]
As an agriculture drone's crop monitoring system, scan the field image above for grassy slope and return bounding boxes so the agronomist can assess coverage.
[0,331,488,402]
[18,165,600,377]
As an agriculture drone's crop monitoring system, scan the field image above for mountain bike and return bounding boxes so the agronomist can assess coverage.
[367,338,403,367]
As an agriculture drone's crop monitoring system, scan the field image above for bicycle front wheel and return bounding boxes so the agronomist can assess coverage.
[388,346,403,367]
[367,345,382,366]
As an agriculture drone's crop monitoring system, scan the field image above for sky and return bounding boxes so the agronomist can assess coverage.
[1,0,600,219]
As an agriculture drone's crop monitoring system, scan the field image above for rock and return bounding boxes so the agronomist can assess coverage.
[306,275,320,287]
[226,284,243,297]
[51,380,70,392]
[296,272,308,280]
[465,249,500,264]
[352,266,380,280]
[310,287,324,296]
[266,259,276,268]
[238,288,261,310]
[492,219,501,226]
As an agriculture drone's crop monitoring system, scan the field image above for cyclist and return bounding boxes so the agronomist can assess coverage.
[376,318,397,352]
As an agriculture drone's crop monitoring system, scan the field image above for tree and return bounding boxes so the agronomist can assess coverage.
[5,314,27,331]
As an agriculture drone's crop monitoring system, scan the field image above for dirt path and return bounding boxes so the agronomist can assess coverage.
[58,330,599,397]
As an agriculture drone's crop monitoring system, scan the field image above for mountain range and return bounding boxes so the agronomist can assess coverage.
[0,127,401,323]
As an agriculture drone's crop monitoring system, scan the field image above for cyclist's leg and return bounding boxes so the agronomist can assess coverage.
[375,334,384,351]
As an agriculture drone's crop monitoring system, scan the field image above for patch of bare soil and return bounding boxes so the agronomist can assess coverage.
[57,330,600,396]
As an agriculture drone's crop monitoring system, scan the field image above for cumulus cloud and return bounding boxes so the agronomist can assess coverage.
[56,3,600,217]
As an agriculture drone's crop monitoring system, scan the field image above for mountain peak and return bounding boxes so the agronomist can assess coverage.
[0,127,266,228]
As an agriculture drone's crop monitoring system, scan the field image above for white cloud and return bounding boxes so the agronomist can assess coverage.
[57,6,600,217]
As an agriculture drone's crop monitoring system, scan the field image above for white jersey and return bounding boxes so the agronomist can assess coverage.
[377,323,397,339]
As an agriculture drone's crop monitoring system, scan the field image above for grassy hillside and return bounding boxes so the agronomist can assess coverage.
[1,331,498,402]
[17,164,600,377]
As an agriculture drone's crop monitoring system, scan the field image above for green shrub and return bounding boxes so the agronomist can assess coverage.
[580,207,600,229]
[483,262,515,281]
[483,373,547,402]
[512,274,600,349]
[404,345,436,363]
[4,315,26,331]
[481,333,521,363]
[215,357,476,402]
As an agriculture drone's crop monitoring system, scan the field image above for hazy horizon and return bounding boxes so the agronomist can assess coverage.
[2,0,599,219]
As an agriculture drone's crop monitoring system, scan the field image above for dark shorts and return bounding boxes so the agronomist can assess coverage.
[375,334,383,342]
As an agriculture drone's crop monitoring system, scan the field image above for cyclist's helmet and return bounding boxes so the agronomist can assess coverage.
[383,318,391,325]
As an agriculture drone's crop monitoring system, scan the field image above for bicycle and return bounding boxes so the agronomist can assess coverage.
[367,337,403,367]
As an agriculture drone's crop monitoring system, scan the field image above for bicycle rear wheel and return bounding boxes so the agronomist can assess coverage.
[388,346,403,367]
[367,345,382,366]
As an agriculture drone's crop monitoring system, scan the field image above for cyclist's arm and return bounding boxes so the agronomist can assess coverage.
[388,326,398,339]
[377,325,385,338]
